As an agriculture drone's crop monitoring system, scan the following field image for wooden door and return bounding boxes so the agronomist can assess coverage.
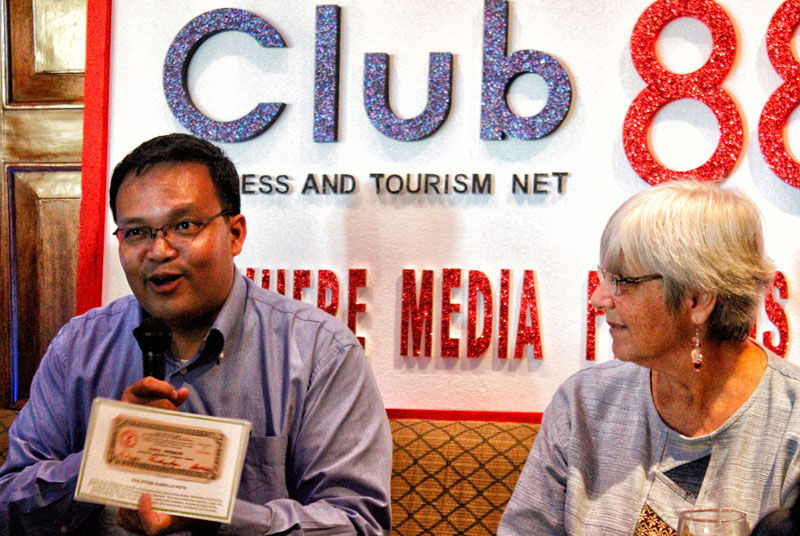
[1,0,85,408]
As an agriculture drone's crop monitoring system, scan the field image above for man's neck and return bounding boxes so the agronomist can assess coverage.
[169,325,212,361]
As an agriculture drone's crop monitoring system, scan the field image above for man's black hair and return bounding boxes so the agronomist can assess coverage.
[109,133,240,221]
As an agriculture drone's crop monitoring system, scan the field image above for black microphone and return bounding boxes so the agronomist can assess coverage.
[133,317,172,381]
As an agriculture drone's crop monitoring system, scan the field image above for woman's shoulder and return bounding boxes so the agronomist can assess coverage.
[761,352,800,411]
[562,359,648,390]
[765,351,800,385]
[550,360,651,415]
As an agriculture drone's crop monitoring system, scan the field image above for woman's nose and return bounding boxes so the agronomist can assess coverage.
[591,276,614,310]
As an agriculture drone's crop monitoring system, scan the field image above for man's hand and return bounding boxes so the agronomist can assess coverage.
[118,382,199,533]
[117,494,218,535]
[121,377,189,411]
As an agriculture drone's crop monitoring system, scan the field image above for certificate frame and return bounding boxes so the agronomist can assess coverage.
[75,398,251,523]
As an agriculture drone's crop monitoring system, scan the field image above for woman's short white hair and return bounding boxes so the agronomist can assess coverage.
[599,180,775,342]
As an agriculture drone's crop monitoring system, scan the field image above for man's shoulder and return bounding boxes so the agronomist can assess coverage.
[70,294,139,324]
[37,295,141,373]
[242,277,359,348]
[55,295,140,341]
[243,278,337,321]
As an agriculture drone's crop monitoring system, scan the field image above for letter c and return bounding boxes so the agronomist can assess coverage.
[163,8,286,142]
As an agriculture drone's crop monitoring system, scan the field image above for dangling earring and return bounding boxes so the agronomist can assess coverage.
[691,325,703,371]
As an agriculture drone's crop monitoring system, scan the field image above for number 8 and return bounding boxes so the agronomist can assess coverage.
[624,0,744,185]
[759,0,800,189]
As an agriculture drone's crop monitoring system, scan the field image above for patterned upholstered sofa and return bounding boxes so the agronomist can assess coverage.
[390,418,539,535]
[0,410,539,535]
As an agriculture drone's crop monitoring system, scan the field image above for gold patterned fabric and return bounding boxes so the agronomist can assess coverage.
[390,419,539,535]
[634,504,678,536]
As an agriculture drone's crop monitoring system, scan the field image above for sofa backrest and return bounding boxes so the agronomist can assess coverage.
[390,418,539,535]
[0,411,540,535]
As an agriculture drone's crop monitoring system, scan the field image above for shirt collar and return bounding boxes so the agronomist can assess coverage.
[136,267,247,366]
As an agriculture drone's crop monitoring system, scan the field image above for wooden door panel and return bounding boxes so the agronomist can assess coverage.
[7,0,85,104]
[6,168,80,406]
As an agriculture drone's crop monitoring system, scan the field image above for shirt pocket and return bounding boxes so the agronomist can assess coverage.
[238,434,289,504]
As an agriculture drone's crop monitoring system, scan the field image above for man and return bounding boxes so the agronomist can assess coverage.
[0,133,392,535]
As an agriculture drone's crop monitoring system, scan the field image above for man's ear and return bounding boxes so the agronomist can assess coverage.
[688,289,716,325]
[228,213,247,256]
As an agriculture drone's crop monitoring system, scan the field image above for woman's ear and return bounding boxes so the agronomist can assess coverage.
[688,290,716,325]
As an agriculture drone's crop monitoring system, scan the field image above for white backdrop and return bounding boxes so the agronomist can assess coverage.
[101,0,800,413]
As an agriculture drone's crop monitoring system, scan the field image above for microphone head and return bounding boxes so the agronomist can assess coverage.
[133,317,172,352]
[134,317,171,380]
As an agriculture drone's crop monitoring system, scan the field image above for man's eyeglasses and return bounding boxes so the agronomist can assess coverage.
[596,265,662,296]
[113,210,231,247]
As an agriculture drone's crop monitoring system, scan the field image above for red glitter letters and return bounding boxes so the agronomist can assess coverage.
[317,269,340,315]
[763,271,789,357]
[348,269,367,348]
[759,0,800,188]
[498,269,511,359]
[513,270,543,359]
[467,270,494,358]
[585,270,603,361]
[624,0,743,184]
[401,269,435,357]
[440,268,462,358]
[293,270,311,301]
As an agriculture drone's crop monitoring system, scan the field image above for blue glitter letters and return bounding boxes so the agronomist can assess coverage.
[480,0,572,140]
[164,3,573,143]
[163,8,287,143]
[364,53,453,141]
[314,6,341,142]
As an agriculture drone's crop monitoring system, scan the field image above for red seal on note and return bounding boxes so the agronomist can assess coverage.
[119,429,138,448]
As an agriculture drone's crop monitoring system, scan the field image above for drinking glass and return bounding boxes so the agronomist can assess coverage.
[677,509,748,536]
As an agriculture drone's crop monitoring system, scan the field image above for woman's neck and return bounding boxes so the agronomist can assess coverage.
[650,339,767,437]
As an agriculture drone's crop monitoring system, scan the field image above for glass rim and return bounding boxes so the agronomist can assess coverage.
[679,508,747,523]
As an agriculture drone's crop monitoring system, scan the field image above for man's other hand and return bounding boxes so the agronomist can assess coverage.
[117,494,218,535]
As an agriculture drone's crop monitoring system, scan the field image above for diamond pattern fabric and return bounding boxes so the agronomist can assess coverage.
[390,419,539,535]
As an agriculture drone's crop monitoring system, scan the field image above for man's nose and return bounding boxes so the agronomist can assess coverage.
[143,230,177,259]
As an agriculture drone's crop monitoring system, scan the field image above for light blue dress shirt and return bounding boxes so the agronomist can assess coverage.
[0,273,392,535]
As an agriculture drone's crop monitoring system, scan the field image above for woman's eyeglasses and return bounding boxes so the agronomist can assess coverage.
[596,265,662,295]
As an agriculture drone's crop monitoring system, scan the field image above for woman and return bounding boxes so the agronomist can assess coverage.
[498,180,800,535]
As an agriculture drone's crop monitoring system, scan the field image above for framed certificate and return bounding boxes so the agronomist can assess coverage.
[75,398,251,523]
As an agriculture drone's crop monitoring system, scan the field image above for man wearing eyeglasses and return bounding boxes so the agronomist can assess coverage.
[0,134,392,535]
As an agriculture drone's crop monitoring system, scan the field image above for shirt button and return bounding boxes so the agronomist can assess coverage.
[180,367,188,375]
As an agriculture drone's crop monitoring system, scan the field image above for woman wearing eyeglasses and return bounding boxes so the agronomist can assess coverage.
[498,180,800,535]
